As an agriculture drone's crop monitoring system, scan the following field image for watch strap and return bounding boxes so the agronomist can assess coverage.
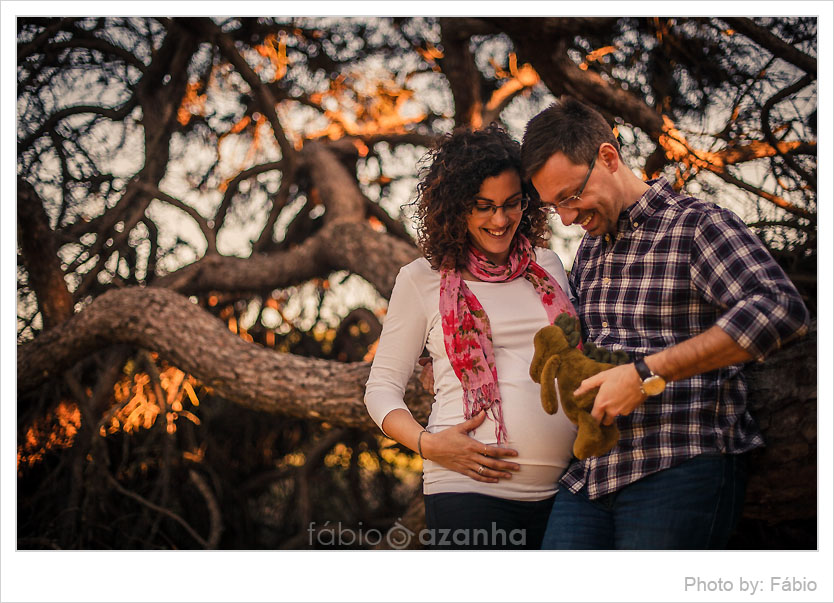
[634,358,653,381]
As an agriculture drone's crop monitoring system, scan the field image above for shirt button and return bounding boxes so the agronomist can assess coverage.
[632,221,639,228]
[602,321,608,328]
[602,277,611,285]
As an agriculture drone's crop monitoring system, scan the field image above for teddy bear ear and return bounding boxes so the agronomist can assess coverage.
[553,312,573,331]
[556,312,581,335]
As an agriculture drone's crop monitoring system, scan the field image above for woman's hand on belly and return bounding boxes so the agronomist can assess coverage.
[421,411,521,483]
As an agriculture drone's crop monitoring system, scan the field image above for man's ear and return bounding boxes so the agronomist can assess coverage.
[598,142,621,173]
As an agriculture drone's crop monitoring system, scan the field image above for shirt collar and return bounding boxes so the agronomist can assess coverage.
[616,176,675,234]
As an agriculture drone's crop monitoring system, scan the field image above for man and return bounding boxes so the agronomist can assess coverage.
[521,97,810,549]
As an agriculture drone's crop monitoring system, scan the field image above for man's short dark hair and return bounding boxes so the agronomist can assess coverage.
[521,96,620,179]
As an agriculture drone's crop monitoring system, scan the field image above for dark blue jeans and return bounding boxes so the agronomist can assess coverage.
[424,492,555,550]
[541,453,747,549]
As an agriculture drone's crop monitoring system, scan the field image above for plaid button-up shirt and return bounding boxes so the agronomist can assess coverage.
[560,177,810,499]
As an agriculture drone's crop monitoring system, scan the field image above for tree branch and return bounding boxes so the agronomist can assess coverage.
[18,100,138,153]
[214,160,286,236]
[103,469,210,549]
[34,32,149,72]
[153,234,329,293]
[705,165,813,219]
[364,196,415,246]
[17,18,78,61]
[482,58,540,125]
[193,18,296,170]
[187,470,223,549]
[253,178,293,252]
[658,117,815,219]
[17,287,433,427]
[722,17,816,75]
[136,182,217,254]
[761,73,816,190]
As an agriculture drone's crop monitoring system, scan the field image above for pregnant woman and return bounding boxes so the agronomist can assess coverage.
[364,125,578,549]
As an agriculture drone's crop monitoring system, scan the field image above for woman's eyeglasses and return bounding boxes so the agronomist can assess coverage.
[471,196,530,218]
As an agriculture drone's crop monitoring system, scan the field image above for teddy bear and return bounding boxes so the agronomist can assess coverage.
[529,312,630,460]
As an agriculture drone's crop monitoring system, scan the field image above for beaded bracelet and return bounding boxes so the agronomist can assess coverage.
[417,429,429,459]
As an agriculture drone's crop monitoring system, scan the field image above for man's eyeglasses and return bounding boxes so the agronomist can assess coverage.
[471,196,529,218]
[543,154,597,213]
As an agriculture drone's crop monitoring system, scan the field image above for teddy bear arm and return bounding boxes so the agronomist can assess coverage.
[539,355,562,415]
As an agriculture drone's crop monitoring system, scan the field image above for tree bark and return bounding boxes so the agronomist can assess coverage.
[17,286,433,427]
[17,178,74,328]
[438,20,483,127]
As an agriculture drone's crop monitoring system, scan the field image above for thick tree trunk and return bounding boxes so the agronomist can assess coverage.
[438,21,483,127]
[17,179,74,329]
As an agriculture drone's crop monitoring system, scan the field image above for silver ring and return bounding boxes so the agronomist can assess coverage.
[477,465,485,475]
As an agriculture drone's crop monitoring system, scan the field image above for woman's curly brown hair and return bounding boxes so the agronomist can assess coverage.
[414,124,550,271]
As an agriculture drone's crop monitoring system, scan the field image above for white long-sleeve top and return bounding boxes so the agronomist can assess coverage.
[364,248,578,501]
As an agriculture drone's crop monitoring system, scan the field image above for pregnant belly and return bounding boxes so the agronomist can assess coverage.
[429,381,577,468]
[470,377,578,467]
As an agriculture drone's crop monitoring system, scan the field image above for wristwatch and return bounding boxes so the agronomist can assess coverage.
[634,358,667,396]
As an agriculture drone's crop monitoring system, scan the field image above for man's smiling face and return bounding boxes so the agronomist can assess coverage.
[531,150,624,237]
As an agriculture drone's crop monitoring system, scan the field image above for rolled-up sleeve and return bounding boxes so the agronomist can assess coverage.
[364,264,430,432]
[690,208,810,361]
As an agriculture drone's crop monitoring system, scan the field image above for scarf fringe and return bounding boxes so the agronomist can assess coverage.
[463,382,509,444]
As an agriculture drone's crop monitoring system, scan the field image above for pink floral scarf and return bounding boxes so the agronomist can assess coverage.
[439,235,577,444]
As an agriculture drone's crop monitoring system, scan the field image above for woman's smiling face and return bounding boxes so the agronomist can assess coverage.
[465,170,524,266]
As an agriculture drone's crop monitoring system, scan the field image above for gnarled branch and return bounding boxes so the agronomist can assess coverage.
[722,17,816,75]
[17,286,433,428]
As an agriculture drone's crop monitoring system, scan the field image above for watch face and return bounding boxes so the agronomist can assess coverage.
[642,375,666,396]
